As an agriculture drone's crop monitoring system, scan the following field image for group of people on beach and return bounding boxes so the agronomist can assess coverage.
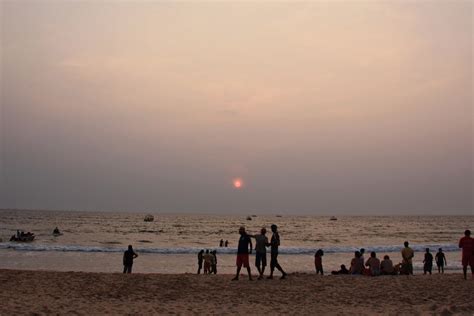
[324,230,473,279]
[197,249,218,274]
[122,228,473,280]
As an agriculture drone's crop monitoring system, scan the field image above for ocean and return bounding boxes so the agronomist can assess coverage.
[0,210,472,274]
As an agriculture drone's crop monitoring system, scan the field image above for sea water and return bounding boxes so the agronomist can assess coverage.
[0,210,472,274]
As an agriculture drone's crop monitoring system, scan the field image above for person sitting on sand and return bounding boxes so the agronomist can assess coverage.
[435,248,447,274]
[380,255,395,275]
[123,245,138,274]
[401,241,414,275]
[53,227,60,234]
[252,227,270,280]
[350,251,364,275]
[331,264,349,275]
[268,224,287,280]
[423,248,433,275]
[459,229,474,280]
[232,226,253,281]
[365,251,381,276]
[197,250,204,274]
[314,249,324,275]
[203,249,212,274]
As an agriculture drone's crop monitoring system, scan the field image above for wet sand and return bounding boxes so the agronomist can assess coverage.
[1,269,473,315]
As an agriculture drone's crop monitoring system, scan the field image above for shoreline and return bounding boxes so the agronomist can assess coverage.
[1,269,473,315]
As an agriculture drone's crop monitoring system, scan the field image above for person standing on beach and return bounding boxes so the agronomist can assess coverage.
[123,245,138,274]
[197,249,204,274]
[314,249,324,275]
[252,227,270,279]
[203,250,212,274]
[268,224,287,280]
[423,248,433,275]
[219,239,224,247]
[232,226,253,281]
[211,250,217,274]
[459,229,474,280]
[401,241,414,275]
[435,248,447,274]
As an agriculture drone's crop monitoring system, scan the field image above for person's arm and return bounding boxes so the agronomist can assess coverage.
[459,238,463,248]
[444,254,447,265]
[134,252,138,259]
[249,238,253,254]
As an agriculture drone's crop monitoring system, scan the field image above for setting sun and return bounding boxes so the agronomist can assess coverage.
[233,178,243,189]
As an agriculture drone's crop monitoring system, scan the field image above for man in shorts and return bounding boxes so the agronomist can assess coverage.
[459,229,474,280]
[252,227,270,280]
[268,224,287,279]
[401,241,414,275]
[232,226,253,281]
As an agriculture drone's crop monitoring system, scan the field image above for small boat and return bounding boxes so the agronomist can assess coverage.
[10,233,35,242]
[330,216,337,221]
[246,216,252,221]
[144,214,154,222]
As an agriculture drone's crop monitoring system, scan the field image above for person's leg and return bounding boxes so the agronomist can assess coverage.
[247,267,253,280]
[272,254,287,278]
[123,265,127,274]
[268,254,276,279]
[232,266,242,280]
[255,254,262,277]
[261,254,266,278]
[129,265,133,274]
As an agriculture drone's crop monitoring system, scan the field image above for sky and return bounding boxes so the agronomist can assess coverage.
[0,1,472,215]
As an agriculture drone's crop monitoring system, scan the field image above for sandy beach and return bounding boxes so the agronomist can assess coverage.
[1,269,473,315]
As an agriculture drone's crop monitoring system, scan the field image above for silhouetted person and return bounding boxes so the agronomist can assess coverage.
[232,226,253,281]
[211,250,217,274]
[350,251,364,275]
[331,264,349,275]
[459,229,474,280]
[268,224,287,279]
[123,245,138,274]
[401,241,414,275]
[365,251,381,276]
[197,249,204,274]
[252,227,270,279]
[314,249,324,275]
[219,239,224,247]
[53,227,60,234]
[204,249,212,274]
[423,248,433,275]
[381,255,395,275]
[224,240,229,247]
[435,248,447,274]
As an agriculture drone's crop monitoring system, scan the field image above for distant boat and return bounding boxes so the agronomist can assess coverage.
[330,216,337,221]
[276,215,283,218]
[246,216,252,221]
[144,215,154,222]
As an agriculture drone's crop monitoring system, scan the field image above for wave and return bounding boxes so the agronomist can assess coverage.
[0,243,460,255]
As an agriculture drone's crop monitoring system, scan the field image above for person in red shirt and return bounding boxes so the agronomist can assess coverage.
[459,229,474,280]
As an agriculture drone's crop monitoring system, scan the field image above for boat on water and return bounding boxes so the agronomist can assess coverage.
[10,233,35,242]
[144,214,154,222]
[330,216,338,221]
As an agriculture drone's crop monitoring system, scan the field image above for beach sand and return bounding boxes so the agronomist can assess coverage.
[1,269,473,315]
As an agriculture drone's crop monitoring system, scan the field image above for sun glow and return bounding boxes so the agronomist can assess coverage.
[233,178,243,189]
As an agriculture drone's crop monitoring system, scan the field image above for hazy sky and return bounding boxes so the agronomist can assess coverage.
[1,1,472,215]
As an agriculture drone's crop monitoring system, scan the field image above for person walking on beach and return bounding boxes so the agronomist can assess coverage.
[423,248,433,275]
[232,226,253,281]
[314,249,324,275]
[401,241,414,275]
[123,245,138,274]
[435,248,447,274]
[211,250,217,274]
[197,249,204,274]
[459,229,474,280]
[252,227,269,279]
[268,224,287,280]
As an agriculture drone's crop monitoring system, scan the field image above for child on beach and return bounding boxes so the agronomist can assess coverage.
[314,249,324,275]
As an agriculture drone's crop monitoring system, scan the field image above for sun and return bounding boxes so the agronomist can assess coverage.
[233,178,243,189]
